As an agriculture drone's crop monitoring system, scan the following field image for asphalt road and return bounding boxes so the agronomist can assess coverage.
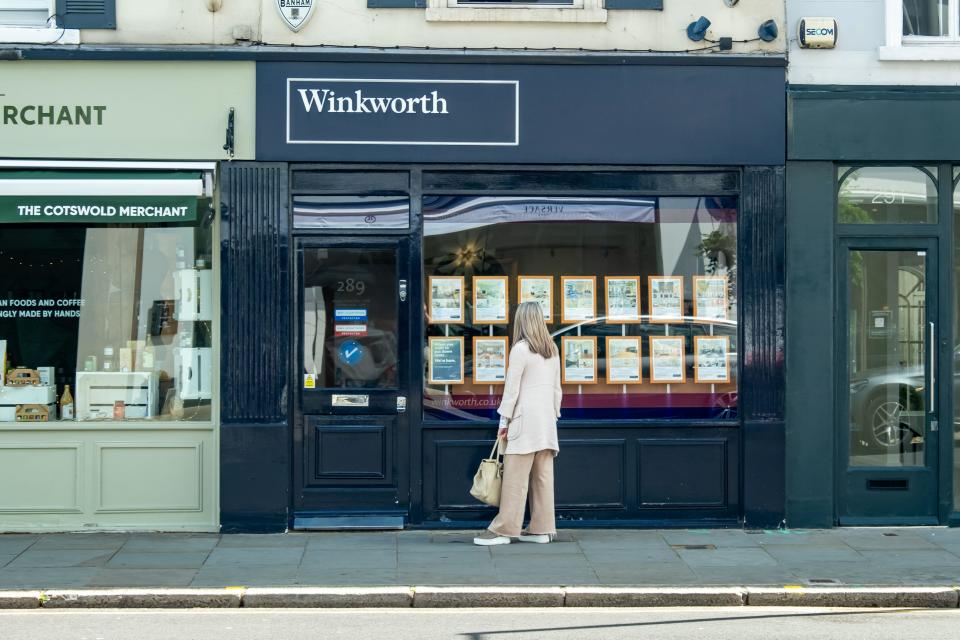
[2,608,960,640]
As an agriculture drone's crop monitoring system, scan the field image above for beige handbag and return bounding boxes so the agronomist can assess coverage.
[470,437,504,507]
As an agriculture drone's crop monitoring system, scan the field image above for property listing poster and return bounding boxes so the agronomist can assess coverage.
[694,276,728,321]
[429,276,464,323]
[649,276,684,322]
[518,276,553,322]
[606,337,641,383]
[429,337,464,384]
[694,336,730,383]
[650,336,685,383]
[473,336,508,384]
[562,277,596,323]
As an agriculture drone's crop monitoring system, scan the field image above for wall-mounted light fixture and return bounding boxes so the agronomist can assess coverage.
[758,19,779,42]
[686,16,712,42]
[723,0,738,6]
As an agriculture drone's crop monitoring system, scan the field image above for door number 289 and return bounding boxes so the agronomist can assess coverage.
[337,278,367,295]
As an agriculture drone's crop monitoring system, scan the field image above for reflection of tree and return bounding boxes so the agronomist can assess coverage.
[840,202,870,287]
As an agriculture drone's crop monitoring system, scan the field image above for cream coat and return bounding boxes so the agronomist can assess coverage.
[497,341,563,456]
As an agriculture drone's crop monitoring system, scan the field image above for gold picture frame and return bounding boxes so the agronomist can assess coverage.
[604,276,642,324]
[692,275,729,322]
[648,276,684,324]
[560,276,597,325]
[518,275,554,324]
[605,336,643,384]
[648,335,686,384]
[428,336,465,385]
[428,275,465,325]
[472,336,509,385]
[694,335,731,384]
[561,335,598,384]
[472,276,509,325]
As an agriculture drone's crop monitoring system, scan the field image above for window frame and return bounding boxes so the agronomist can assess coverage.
[881,0,960,60]
[0,0,79,44]
[426,0,606,23]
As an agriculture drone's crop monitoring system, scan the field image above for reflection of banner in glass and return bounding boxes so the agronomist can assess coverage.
[424,196,655,235]
[293,195,410,229]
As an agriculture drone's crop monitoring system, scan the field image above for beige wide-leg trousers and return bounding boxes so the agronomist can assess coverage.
[488,450,556,538]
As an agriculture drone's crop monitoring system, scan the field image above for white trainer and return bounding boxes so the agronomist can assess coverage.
[518,533,553,544]
[473,531,511,546]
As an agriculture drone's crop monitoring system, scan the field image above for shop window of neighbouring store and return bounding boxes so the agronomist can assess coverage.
[838,166,938,224]
[953,168,960,511]
[0,184,215,425]
[422,195,738,422]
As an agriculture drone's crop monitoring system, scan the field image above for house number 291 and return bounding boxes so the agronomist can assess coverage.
[337,278,367,295]
[871,192,905,205]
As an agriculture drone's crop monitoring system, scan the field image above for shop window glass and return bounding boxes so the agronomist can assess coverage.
[903,0,948,36]
[422,195,738,422]
[0,201,215,423]
[838,166,938,224]
[954,168,960,510]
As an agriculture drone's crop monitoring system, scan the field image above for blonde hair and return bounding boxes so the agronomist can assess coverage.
[513,301,558,359]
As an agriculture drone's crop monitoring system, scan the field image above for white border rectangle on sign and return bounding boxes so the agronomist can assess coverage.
[286,78,520,146]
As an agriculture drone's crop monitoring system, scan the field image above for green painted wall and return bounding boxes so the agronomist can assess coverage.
[0,61,255,160]
[785,160,836,527]
[790,87,960,162]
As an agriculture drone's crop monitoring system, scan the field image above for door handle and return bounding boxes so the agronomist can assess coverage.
[929,321,935,414]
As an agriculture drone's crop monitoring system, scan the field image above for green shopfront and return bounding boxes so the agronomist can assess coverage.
[787,86,960,527]
[0,61,253,531]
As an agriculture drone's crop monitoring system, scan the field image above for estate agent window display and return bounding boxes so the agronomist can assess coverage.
[0,199,215,426]
[422,195,739,423]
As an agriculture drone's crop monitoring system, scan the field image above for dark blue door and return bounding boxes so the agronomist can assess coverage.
[293,237,412,527]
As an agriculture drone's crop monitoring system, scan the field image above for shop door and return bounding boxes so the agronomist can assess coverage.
[837,239,940,523]
[293,238,411,528]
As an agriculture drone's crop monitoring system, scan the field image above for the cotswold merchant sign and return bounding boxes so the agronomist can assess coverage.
[0,196,197,223]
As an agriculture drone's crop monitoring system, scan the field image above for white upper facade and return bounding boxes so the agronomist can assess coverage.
[1,0,784,54]
[789,0,960,84]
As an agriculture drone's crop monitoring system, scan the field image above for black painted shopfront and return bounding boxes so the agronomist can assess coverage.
[219,53,786,532]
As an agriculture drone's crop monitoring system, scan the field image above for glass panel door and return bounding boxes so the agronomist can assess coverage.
[294,238,410,521]
[839,240,939,523]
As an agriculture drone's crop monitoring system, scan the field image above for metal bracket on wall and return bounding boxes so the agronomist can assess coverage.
[223,107,235,159]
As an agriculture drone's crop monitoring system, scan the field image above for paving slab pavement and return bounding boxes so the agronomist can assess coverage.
[0,527,958,608]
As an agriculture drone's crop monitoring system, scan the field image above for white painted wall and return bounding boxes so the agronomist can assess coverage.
[788,0,960,85]
[79,0,785,54]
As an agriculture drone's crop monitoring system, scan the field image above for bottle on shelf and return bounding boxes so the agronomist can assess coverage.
[60,384,74,421]
[102,346,115,372]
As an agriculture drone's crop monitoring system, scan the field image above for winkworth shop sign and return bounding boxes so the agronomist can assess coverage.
[286,78,519,146]
[258,61,785,165]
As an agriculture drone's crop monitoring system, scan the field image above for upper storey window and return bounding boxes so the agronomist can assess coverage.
[902,0,952,38]
[883,0,960,58]
[427,0,605,23]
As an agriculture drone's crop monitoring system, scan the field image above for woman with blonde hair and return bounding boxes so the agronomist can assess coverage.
[474,301,562,546]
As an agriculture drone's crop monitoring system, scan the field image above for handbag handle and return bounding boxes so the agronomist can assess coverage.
[488,436,504,459]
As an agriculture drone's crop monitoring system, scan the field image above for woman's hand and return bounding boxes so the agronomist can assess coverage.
[497,427,508,438]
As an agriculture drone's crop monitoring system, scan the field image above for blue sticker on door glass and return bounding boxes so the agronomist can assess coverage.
[339,340,364,365]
